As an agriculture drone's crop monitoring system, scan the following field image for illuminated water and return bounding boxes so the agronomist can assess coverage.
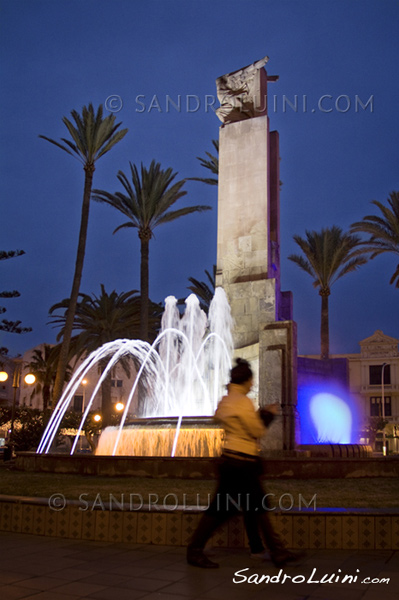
[37,288,233,456]
[310,393,352,444]
[96,425,224,457]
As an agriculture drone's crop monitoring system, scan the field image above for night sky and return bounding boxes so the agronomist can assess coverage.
[1,0,398,358]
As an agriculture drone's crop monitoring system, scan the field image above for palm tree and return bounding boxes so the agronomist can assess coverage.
[49,285,161,424]
[93,160,211,341]
[288,226,367,359]
[189,140,219,186]
[40,104,128,408]
[184,265,216,313]
[27,344,71,414]
[350,191,399,287]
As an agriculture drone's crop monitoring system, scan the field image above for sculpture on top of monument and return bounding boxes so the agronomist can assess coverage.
[216,55,269,124]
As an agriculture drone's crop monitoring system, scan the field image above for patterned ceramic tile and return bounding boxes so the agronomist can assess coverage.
[56,508,70,538]
[391,516,399,550]
[342,516,359,550]
[45,508,58,537]
[81,509,96,540]
[359,516,375,550]
[94,510,110,541]
[375,516,391,550]
[137,512,152,544]
[32,506,46,536]
[325,516,342,549]
[309,515,325,549]
[152,513,167,545]
[108,511,123,543]
[166,513,182,545]
[11,503,22,533]
[181,513,200,546]
[228,515,245,548]
[274,513,293,548]
[210,521,228,548]
[122,512,137,543]
[0,502,13,531]
[21,504,35,534]
[66,506,83,539]
[293,515,309,549]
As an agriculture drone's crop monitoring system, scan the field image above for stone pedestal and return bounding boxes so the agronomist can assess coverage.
[215,64,298,451]
[259,321,300,452]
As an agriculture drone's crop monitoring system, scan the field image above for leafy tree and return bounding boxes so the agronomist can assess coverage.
[189,139,219,186]
[40,104,128,408]
[26,344,71,414]
[0,407,44,452]
[0,250,32,350]
[288,226,367,359]
[361,416,389,449]
[49,285,161,424]
[350,191,399,287]
[183,265,216,313]
[93,160,211,341]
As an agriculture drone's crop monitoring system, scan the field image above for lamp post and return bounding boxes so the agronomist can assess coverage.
[381,362,387,457]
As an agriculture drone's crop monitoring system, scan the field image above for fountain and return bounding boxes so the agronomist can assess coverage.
[37,288,234,457]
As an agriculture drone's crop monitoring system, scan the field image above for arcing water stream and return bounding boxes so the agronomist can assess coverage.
[37,288,234,457]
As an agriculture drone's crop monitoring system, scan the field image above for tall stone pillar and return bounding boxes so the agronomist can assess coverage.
[215,59,299,451]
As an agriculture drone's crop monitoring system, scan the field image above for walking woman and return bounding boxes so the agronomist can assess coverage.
[187,358,300,568]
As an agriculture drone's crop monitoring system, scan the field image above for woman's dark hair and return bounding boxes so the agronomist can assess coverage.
[230,358,253,384]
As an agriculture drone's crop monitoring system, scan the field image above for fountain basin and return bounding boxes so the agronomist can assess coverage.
[96,417,224,457]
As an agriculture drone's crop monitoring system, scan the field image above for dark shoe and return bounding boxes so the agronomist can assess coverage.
[271,549,305,568]
[187,547,219,569]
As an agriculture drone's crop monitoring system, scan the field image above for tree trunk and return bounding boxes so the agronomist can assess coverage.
[139,231,151,341]
[320,289,330,360]
[51,164,95,408]
[42,385,50,413]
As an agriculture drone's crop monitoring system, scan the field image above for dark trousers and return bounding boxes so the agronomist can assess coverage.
[189,454,281,554]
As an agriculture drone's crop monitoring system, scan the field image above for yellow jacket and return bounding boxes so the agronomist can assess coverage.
[214,383,266,457]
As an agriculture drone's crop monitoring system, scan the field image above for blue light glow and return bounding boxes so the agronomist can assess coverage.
[309,393,352,444]
[297,382,359,444]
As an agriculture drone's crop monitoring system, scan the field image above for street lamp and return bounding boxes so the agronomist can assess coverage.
[381,362,388,456]
[10,361,36,443]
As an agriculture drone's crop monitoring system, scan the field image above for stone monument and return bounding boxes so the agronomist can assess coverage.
[215,57,298,451]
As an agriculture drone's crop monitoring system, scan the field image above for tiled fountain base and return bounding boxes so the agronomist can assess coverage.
[0,497,398,550]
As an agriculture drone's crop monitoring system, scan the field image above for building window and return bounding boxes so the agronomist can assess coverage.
[73,395,83,412]
[370,396,391,417]
[111,379,123,388]
[369,365,391,385]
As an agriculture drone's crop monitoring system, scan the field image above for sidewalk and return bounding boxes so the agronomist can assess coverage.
[0,532,397,600]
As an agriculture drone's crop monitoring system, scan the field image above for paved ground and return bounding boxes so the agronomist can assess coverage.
[0,532,397,600]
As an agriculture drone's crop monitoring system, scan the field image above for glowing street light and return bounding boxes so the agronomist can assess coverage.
[0,371,8,382]
[93,413,102,423]
[115,402,124,412]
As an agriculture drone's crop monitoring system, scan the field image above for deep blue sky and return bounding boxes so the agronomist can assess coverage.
[1,0,398,357]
